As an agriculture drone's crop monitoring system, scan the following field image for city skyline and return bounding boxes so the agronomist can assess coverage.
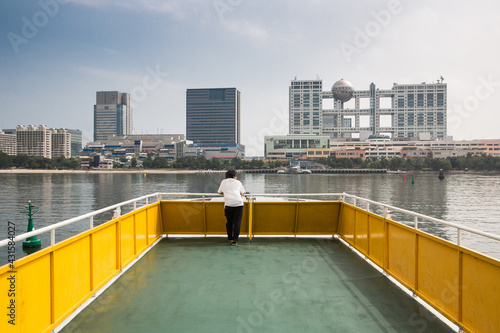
[1,1,500,156]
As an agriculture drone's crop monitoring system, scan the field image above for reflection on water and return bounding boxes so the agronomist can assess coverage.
[0,172,499,264]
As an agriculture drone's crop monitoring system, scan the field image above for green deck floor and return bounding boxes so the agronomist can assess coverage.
[60,237,454,333]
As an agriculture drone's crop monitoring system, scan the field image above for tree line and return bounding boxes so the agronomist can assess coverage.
[0,153,81,169]
[1,151,499,171]
[313,154,500,171]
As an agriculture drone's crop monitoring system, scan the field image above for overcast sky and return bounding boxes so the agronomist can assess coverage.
[1,0,500,156]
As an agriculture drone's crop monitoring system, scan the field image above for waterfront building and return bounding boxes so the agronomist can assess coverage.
[8,126,77,158]
[16,125,52,158]
[330,149,366,159]
[186,88,241,145]
[266,137,499,160]
[67,129,82,157]
[477,140,500,156]
[81,134,184,160]
[306,148,331,159]
[264,135,330,159]
[290,78,447,140]
[50,128,71,159]
[94,91,133,141]
[329,139,495,160]
[178,142,245,159]
[81,135,244,161]
[0,131,16,155]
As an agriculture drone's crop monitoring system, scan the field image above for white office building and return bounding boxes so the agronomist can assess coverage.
[290,78,447,140]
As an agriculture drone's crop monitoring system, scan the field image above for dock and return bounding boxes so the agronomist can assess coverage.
[243,169,387,174]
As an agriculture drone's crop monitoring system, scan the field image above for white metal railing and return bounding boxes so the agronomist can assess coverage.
[1,192,499,250]
[0,193,162,248]
[341,193,500,245]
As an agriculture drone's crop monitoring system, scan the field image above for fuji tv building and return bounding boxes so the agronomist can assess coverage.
[289,78,447,141]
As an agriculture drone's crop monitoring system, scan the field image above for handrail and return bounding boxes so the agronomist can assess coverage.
[342,193,500,243]
[0,192,162,248]
[2,192,499,250]
[250,193,344,197]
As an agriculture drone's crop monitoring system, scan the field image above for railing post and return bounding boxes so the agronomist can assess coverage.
[202,195,207,237]
[146,197,149,206]
[353,197,357,207]
[384,207,389,219]
[134,201,137,210]
[90,215,94,229]
[414,216,418,229]
[51,229,55,246]
[248,195,254,242]
[457,229,461,246]
[113,206,121,219]
[366,201,369,212]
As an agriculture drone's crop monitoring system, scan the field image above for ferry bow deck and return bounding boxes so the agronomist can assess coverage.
[60,237,453,333]
[1,192,499,333]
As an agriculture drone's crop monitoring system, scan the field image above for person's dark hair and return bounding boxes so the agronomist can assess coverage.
[225,169,237,179]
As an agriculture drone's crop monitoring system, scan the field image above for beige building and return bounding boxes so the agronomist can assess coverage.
[17,125,52,158]
[16,125,71,158]
[51,128,71,158]
[0,131,16,155]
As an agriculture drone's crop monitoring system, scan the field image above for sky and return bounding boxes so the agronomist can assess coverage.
[1,0,500,156]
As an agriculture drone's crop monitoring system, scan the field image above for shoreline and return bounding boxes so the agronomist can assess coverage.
[0,169,497,175]
[0,169,224,174]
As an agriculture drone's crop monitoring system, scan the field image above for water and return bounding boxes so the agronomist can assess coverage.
[1,172,499,264]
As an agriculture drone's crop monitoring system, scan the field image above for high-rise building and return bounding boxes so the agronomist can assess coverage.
[15,125,73,158]
[186,88,240,145]
[51,128,71,158]
[94,91,132,141]
[290,78,447,140]
[67,129,82,157]
[289,79,323,135]
[16,125,52,158]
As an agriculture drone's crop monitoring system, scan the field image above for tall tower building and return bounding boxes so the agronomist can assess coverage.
[289,79,323,135]
[186,88,240,145]
[289,78,447,140]
[94,91,132,141]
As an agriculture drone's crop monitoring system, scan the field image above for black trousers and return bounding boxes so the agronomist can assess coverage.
[225,206,243,241]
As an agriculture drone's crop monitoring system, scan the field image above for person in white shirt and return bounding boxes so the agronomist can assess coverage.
[218,169,246,246]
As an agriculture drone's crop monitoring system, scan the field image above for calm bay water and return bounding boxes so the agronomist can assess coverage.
[1,171,499,264]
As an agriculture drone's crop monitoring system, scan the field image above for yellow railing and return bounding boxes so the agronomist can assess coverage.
[339,202,500,333]
[160,199,340,237]
[0,202,162,333]
[1,193,499,333]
